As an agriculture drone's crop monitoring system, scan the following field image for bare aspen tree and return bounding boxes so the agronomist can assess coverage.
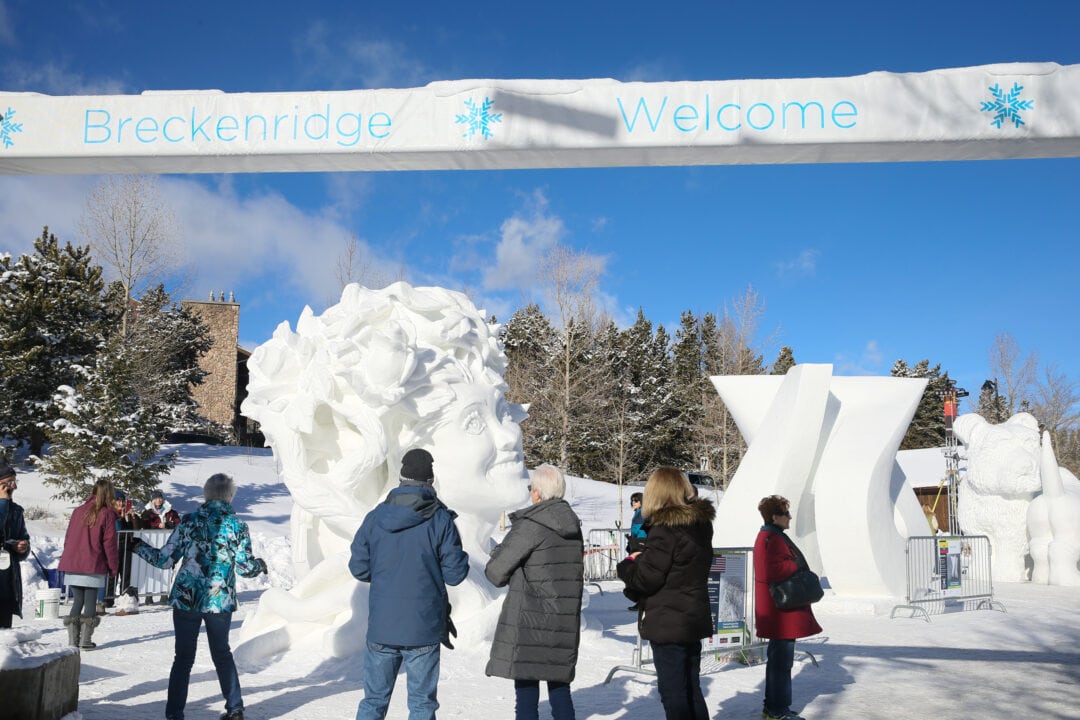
[987,332,1038,415]
[1031,365,1080,435]
[334,232,392,292]
[78,175,182,335]
[539,243,605,472]
[711,286,774,486]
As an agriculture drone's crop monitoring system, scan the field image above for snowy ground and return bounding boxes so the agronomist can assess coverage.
[5,445,1080,719]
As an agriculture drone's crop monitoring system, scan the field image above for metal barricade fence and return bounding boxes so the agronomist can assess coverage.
[890,535,1006,622]
[605,546,819,684]
[111,529,176,601]
[584,528,623,584]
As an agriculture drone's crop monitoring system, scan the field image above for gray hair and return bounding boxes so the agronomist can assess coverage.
[204,473,236,503]
[530,464,565,501]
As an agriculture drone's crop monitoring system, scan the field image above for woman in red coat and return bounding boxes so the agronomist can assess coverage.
[754,495,821,720]
[58,479,119,649]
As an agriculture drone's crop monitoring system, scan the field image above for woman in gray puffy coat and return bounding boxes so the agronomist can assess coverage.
[485,464,584,720]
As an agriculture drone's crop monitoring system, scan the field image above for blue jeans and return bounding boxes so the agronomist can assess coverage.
[513,679,575,720]
[765,638,796,716]
[167,609,243,720]
[357,641,440,720]
[651,642,709,720]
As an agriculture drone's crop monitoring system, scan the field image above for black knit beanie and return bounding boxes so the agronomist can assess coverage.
[400,448,435,483]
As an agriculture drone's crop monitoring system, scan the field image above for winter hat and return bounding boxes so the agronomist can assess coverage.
[400,449,435,483]
[0,463,15,482]
[151,489,164,500]
[115,490,127,501]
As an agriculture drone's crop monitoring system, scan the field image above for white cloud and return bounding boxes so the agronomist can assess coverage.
[292,22,431,89]
[622,59,680,83]
[321,173,375,221]
[0,175,394,314]
[775,248,819,278]
[161,177,397,304]
[0,176,95,252]
[835,340,885,375]
[0,2,14,46]
[6,60,127,95]
[480,190,566,291]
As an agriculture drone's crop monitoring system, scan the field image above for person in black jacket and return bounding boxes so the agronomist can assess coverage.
[617,467,715,720]
[485,463,584,720]
[0,463,30,629]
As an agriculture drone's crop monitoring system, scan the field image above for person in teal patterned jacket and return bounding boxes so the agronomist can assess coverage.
[131,473,267,720]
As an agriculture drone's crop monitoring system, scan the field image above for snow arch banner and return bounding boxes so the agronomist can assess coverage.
[1,62,1078,174]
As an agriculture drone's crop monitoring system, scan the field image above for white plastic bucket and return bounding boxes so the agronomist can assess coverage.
[35,587,62,620]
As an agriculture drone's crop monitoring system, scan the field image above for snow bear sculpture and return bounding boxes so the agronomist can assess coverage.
[236,282,529,661]
[953,412,1041,582]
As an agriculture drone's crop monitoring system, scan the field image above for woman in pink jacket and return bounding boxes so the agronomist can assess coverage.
[754,495,822,720]
[58,479,119,649]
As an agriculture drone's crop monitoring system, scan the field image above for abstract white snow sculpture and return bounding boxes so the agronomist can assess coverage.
[236,282,529,660]
[1027,431,1080,586]
[711,364,927,597]
[953,412,1041,582]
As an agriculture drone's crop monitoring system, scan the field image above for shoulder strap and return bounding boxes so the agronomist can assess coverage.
[764,528,809,571]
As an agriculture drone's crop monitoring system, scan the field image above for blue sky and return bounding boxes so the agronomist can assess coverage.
[0,1,1077,404]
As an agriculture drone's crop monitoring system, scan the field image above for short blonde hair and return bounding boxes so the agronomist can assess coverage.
[642,467,692,518]
[529,464,565,501]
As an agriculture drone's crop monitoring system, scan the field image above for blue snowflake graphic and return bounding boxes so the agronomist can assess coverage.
[455,97,502,140]
[979,83,1034,129]
[0,107,24,149]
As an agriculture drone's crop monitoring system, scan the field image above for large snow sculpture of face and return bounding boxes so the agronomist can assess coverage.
[242,281,529,566]
[236,282,530,661]
[426,380,528,517]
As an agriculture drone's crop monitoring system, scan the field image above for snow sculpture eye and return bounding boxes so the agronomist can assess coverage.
[462,410,486,435]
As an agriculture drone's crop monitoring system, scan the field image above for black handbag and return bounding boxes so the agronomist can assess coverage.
[766,531,824,610]
[769,568,824,609]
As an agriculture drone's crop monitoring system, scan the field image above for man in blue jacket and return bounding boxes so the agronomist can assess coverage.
[349,448,470,720]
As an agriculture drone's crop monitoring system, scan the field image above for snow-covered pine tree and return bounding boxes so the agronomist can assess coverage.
[559,317,612,478]
[770,346,796,375]
[601,309,677,485]
[501,303,559,466]
[40,334,176,501]
[670,310,705,470]
[0,228,112,456]
[582,318,625,483]
[976,380,1009,424]
[891,358,950,450]
[640,320,678,469]
[123,284,216,436]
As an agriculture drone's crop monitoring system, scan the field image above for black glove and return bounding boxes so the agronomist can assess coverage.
[255,558,268,575]
[128,537,145,551]
[442,602,457,650]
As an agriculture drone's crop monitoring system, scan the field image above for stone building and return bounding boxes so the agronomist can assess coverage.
[183,291,254,440]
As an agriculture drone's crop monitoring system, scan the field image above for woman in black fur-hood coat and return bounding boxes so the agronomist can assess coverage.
[617,467,715,720]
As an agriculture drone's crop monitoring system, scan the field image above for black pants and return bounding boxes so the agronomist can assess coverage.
[651,641,709,720]
[0,603,13,628]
